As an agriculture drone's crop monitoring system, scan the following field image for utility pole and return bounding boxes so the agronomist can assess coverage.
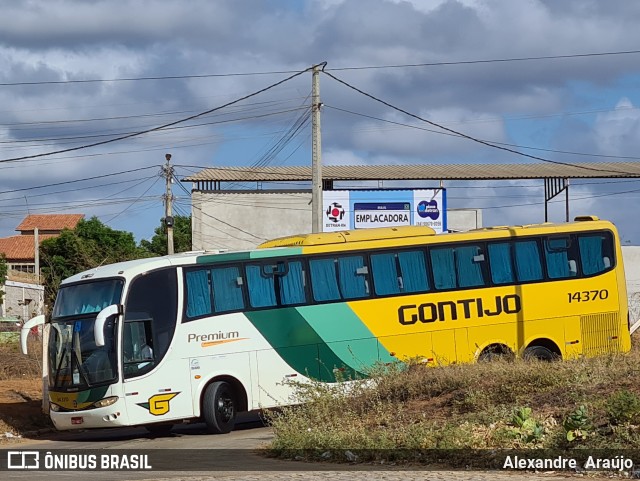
[311,64,323,233]
[163,153,175,255]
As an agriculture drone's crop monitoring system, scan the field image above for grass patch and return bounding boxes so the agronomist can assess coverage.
[266,337,640,464]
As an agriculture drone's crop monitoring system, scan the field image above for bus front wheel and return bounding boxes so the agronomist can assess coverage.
[203,381,237,434]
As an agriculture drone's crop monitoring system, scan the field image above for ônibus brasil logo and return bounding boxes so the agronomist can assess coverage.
[326,202,345,223]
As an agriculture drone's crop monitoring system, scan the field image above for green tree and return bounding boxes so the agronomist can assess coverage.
[0,253,7,304]
[140,215,192,256]
[40,217,147,307]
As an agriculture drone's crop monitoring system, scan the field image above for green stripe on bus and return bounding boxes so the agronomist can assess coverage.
[297,304,396,368]
[196,252,252,264]
[246,308,361,382]
[249,247,303,259]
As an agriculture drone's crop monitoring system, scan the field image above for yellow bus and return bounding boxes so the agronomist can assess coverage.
[21,215,629,434]
[259,215,630,364]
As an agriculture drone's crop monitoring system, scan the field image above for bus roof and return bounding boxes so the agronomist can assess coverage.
[257,225,437,248]
[59,215,615,285]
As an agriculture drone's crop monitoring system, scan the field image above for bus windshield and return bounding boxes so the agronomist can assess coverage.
[52,279,124,319]
[49,317,117,389]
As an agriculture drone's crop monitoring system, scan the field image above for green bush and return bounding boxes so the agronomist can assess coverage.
[606,390,640,425]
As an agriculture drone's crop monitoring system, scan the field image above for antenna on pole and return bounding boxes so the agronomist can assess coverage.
[163,153,175,255]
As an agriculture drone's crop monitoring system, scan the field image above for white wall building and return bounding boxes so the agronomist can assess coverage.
[191,190,482,251]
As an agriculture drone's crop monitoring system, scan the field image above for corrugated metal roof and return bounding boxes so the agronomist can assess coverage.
[182,163,640,182]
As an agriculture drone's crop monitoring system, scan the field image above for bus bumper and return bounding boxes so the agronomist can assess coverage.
[50,399,129,430]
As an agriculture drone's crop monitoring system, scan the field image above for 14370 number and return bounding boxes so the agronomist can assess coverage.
[568,289,608,303]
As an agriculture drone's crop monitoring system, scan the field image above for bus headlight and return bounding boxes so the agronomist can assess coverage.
[92,396,119,409]
[49,403,61,412]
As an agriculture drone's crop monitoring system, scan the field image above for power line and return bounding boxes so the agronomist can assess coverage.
[2,49,640,86]
[105,177,162,223]
[0,64,320,164]
[322,70,637,176]
[0,165,158,196]
[325,104,640,161]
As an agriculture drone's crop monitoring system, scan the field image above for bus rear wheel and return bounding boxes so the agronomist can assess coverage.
[203,381,237,434]
[523,345,558,361]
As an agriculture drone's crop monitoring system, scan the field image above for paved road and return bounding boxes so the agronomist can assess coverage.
[2,415,588,481]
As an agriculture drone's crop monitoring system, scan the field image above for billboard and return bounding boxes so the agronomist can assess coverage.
[323,189,446,233]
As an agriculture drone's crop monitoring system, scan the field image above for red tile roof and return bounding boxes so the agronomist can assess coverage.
[15,214,84,233]
[0,235,56,261]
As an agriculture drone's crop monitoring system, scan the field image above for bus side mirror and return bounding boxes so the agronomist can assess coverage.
[95,304,123,347]
[20,315,45,355]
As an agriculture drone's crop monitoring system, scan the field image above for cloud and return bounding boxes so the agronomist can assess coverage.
[1,0,640,243]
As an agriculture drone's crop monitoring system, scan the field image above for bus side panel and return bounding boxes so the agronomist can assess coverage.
[467,323,517,359]
[431,329,456,365]
[320,338,380,380]
[379,331,432,363]
[454,328,472,363]
[563,316,583,359]
[122,358,193,424]
[256,347,314,408]
[189,352,253,416]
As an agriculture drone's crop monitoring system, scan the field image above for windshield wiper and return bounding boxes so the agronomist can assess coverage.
[53,347,67,388]
[71,349,92,388]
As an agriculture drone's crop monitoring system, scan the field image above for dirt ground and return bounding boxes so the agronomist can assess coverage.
[0,378,49,443]
[0,338,51,444]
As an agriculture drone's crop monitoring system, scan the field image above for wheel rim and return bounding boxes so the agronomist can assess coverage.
[217,393,234,422]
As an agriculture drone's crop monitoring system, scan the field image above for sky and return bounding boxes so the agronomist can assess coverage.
[2,0,640,245]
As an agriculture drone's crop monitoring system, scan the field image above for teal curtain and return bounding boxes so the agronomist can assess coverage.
[579,236,606,275]
[514,241,543,281]
[371,253,400,295]
[309,258,341,301]
[431,248,456,289]
[246,265,276,308]
[398,250,429,293]
[544,240,571,278]
[185,269,212,317]
[488,243,514,284]
[211,266,245,312]
[338,256,368,299]
[279,261,306,305]
[455,245,485,287]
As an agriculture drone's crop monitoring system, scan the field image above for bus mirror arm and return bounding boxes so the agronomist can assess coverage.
[94,304,123,347]
[20,315,45,355]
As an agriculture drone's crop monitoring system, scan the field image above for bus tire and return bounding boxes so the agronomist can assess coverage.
[145,423,173,436]
[523,345,557,361]
[478,344,513,362]
[203,381,237,434]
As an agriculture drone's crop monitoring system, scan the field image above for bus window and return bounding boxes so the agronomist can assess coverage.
[185,269,212,318]
[544,236,577,279]
[309,258,341,302]
[431,245,486,290]
[579,233,613,276]
[124,268,177,378]
[371,250,429,296]
[246,265,277,308]
[488,243,515,284]
[431,247,456,289]
[278,261,306,305]
[514,240,543,282]
[398,251,429,293]
[211,266,245,312]
[455,245,486,288]
[337,255,369,299]
[371,253,401,295]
